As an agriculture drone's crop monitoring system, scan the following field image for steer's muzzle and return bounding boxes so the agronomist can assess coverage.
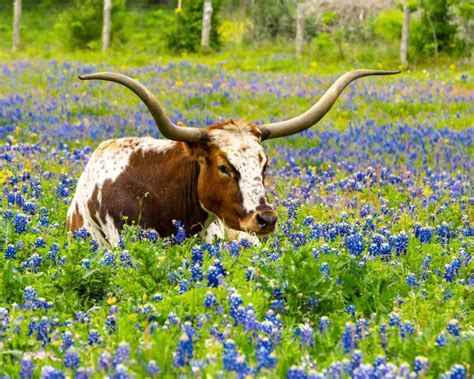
[241,206,278,235]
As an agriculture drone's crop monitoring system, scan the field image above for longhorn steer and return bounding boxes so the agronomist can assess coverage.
[67,70,399,246]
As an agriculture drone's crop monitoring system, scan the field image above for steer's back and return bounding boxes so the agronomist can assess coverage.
[66,137,176,246]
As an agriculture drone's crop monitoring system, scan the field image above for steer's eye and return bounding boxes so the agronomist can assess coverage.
[218,165,231,175]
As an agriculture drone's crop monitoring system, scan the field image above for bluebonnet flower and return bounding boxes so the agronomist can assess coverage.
[342,322,355,353]
[191,245,203,265]
[204,292,217,308]
[81,259,90,270]
[320,262,330,278]
[407,272,419,288]
[34,237,46,248]
[173,333,193,367]
[147,360,160,376]
[99,251,115,267]
[14,213,29,234]
[443,364,467,379]
[119,251,134,268]
[114,364,129,379]
[413,356,429,375]
[151,293,163,302]
[421,254,431,270]
[64,347,80,369]
[75,311,91,324]
[228,241,240,256]
[207,259,225,287]
[351,350,363,369]
[345,234,364,256]
[416,225,433,243]
[306,297,319,311]
[61,331,74,351]
[223,339,238,371]
[4,244,17,259]
[98,351,112,371]
[436,332,447,347]
[114,341,130,365]
[179,279,190,294]
[24,286,37,309]
[74,367,93,379]
[172,220,186,245]
[191,263,203,282]
[88,329,100,345]
[229,292,243,322]
[287,366,307,378]
[73,228,90,240]
[105,315,116,333]
[47,243,62,265]
[447,319,460,336]
[319,316,331,333]
[444,257,462,282]
[20,354,35,379]
[41,366,65,379]
[436,222,451,245]
[388,312,401,327]
[144,230,159,243]
[346,304,356,316]
[246,266,256,281]
[294,323,314,347]
[256,336,277,369]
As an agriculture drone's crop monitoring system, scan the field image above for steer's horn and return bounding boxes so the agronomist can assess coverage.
[258,69,400,140]
[79,72,206,143]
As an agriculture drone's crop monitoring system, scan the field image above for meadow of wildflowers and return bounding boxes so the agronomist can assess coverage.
[0,58,473,378]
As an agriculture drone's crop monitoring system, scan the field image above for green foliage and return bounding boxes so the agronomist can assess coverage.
[165,0,223,53]
[374,9,403,43]
[411,0,459,56]
[245,0,295,41]
[56,0,126,50]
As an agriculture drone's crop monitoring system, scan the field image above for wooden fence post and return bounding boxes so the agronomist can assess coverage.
[12,0,22,51]
[102,0,112,52]
[201,0,213,51]
[296,3,305,56]
[400,1,410,67]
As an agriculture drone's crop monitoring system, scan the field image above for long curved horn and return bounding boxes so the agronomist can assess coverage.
[78,72,206,143]
[258,69,400,140]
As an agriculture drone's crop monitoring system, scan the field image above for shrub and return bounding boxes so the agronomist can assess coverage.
[410,0,458,56]
[373,9,403,43]
[56,0,126,50]
[165,0,223,53]
[245,0,295,42]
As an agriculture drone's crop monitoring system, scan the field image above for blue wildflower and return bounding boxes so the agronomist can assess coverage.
[14,213,29,234]
[64,348,80,369]
[20,354,35,379]
[173,333,193,367]
[345,234,364,256]
[436,333,447,347]
[447,319,460,336]
[4,244,17,259]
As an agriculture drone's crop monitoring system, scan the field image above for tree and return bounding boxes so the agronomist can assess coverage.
[102,0,112,51]
[400,1,410,67]
[12,0,22,51]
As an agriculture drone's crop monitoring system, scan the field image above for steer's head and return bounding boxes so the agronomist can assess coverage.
[78,69,400,236]
[192,121,276,235]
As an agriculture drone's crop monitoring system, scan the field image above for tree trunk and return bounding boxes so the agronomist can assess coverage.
[102,0,112,52]
[201,0,213,51]
[400,2,410,68]
[296,3,305,56]
[12,0,22,51]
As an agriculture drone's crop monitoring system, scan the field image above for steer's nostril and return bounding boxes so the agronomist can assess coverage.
[256,213,278,228]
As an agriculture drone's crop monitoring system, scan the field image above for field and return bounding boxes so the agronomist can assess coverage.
[0,55,473,378]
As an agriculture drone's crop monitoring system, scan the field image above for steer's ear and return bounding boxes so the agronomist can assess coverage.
[182,141,211,165]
